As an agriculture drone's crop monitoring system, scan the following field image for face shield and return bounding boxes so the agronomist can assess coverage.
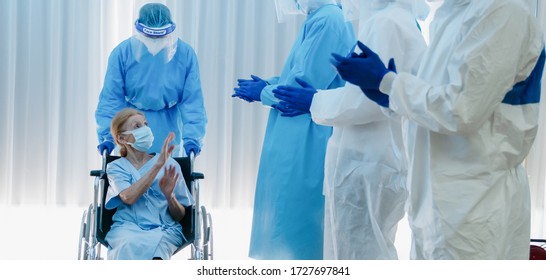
[352,0,429,24]
[274,0,306,23]
[132,1,177,63]
[274,0,339,22]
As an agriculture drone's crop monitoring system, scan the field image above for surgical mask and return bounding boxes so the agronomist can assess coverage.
[123,126,154,152]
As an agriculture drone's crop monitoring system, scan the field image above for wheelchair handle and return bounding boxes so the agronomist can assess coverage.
[101,150,108,172]
[190,151,195,174]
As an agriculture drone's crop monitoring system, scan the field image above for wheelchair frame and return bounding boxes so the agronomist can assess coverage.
[77,152,213,260]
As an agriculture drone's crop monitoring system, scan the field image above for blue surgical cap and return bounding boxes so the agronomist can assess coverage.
[138,3,173,28]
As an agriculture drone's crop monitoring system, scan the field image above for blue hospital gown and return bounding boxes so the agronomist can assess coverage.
[249,4,356,260]
[105,155,194,260]
[95,37,207,156]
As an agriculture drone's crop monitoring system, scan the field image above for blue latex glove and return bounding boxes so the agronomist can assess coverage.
[232,75,267,103]
[184,142,201,156]
[272,78,317,114]
[331,41,392,91]
[271,102,307,117]
[97,141,115,155]
[360,58,397,108]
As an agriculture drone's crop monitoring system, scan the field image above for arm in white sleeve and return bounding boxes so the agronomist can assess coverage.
[385,5,543,134]
[310,83,386,126]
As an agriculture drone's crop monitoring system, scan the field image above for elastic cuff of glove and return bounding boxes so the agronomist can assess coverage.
[379,71,397,95]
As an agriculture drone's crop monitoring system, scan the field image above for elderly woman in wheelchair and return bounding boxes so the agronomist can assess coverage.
[104,108,194,260]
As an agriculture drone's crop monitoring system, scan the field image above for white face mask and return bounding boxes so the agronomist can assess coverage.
[123,126,154,152]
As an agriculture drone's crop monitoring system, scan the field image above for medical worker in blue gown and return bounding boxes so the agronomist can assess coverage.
[232,0,355,260]
[96,3,207,157]
[273,0,429,259]
[332,0,545,259]
[105,108,194,260]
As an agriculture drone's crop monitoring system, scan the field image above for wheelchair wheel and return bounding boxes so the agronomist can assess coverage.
[77,208,88,260]
[205,209,213,260]
[200,206,210,260]
[77,204,93,260]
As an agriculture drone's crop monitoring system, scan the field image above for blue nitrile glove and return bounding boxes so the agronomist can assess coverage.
[232,75,267,103]
[97,141,115,155]
[331,41,391,91]
[272,78,317,113]
[271,102,307,117]
[359,58,397,108]
[184,142,201,156]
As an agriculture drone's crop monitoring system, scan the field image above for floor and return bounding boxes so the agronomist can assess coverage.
[0,205,411,260]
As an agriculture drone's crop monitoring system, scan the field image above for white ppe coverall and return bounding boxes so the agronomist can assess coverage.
[310,0,428,259]
[379,0,545,259]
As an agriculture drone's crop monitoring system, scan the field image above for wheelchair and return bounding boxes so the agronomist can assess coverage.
[77,152,213,260]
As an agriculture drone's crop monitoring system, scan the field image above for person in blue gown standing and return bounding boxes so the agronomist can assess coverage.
[96,2,207,157]
[232,0,355,260]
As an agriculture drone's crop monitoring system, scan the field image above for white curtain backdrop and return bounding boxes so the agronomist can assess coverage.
[0,0,545,247]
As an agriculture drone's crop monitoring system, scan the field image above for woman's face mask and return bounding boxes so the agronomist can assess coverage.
[123,126,154,152]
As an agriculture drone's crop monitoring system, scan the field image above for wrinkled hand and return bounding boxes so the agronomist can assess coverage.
[97,141,115,155]
[159,164,179,199]
[158,132,175,167]
[232,75,267,103]
[184,142,201,157]
[331,41,391,91]
[272,78,317,115]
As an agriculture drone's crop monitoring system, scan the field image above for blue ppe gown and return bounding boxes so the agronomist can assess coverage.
[95,37,207,156]
[105,155,194,260]
[249,4,356,260]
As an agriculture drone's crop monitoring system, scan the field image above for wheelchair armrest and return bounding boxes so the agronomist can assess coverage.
[90,170,104,178]
[191,172,204,180]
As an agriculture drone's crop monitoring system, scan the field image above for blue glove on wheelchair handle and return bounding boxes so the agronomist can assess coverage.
[97,141,115,155]
[184,142,201,157]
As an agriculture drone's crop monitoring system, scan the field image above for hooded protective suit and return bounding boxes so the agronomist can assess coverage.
[310,0,428,259]
[248,1,355,259]
[379,0,545,259]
